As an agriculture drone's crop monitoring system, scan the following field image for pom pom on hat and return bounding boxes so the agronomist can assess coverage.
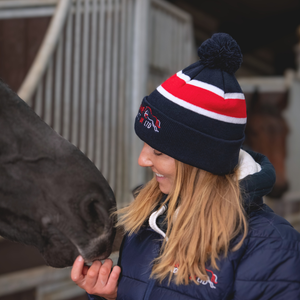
[197,33,242,74]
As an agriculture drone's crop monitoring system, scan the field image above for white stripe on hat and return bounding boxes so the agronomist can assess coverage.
[157,85,247,124]
[225,93,245,100]
[176,71,245,100]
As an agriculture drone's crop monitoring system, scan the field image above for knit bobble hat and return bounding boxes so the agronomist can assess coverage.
[134,33,246,175]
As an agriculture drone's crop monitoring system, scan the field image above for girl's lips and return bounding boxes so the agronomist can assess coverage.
[155,173,164,177]
[155,173,165,182]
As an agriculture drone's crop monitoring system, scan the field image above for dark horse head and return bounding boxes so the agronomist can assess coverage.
[0,80,116,267]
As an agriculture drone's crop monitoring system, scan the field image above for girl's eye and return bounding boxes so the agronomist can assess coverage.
[154,150,163,156]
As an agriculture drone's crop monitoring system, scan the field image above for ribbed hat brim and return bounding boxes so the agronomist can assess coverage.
[135,97,244,175]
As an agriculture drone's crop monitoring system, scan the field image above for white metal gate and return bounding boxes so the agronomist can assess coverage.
[16,0,195,209]
[18,0,139,208]
[0,0,195,297]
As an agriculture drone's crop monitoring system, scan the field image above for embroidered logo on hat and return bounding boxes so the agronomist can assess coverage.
[137,105,161,132]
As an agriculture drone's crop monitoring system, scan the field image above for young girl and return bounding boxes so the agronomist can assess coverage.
[71,33,300,299]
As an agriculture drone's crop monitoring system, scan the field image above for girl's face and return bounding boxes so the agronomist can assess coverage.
[138,143,176,194]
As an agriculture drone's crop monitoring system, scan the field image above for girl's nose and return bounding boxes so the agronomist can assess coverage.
[138,143,153,167]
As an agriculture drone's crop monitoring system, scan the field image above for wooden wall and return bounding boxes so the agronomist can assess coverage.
[0,17,50,93]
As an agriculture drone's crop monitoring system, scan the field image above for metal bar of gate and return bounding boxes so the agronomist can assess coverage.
[94,0,106,168]
[54,35,63,134]
[87,0,98,161]
[102,0,113,179]
[63,8,73,140]
[116,0,127,204]
[44,58,53,126]
[79,0,90,153]
[71,0,82,146]
[109,0,120,192]
[130,0,150,191]
[120,0,134,208]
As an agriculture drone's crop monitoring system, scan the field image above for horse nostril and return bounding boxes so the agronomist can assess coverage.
[80,196,111,233]
[87,199,100,221]
[77,195,116,261]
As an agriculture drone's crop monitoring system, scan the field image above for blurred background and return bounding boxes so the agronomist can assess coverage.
[0,0,300,299]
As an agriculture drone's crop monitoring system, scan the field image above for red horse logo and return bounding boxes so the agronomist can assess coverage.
[205,268,218,285]
[138,105,161,132]
[172,265,218,289]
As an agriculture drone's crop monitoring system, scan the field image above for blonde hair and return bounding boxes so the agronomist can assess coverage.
[116,160,248,285]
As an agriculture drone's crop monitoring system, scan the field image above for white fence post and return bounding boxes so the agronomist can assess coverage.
[130,0,150,191]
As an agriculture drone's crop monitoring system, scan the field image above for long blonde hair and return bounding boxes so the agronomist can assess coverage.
[116,160,248,285]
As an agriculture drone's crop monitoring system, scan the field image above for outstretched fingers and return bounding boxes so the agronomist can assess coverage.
[71,256,121,299]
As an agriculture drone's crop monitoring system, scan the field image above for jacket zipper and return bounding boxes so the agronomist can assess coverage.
[143,279,156,300]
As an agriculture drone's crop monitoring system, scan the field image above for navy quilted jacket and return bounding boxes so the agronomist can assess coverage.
[88,151,300,300]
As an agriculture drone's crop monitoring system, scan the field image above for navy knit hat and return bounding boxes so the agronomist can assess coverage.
[134,33,246,175]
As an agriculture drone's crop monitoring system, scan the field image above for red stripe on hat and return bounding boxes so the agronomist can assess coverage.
[161,74,246,118]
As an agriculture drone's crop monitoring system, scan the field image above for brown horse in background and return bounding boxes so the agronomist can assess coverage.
[245,89,289,198]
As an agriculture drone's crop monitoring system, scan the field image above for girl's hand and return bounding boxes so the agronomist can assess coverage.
[71,255,121,300]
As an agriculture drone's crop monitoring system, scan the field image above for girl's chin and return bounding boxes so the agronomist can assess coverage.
[158,183,171,194]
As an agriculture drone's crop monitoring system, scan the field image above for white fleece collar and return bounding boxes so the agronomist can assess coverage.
[238,149,261,180]
[149,149,262,238]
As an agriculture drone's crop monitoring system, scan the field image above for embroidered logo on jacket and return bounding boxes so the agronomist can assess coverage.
[137,105,161,132]
[173,264,218,289]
